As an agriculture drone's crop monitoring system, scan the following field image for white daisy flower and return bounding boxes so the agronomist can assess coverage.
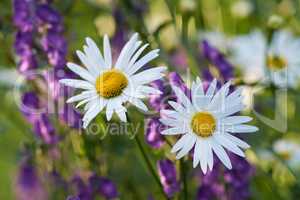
[60,33,166,128]
[160,78,258,173]
[273,139,300,168]
[232,30,300,87]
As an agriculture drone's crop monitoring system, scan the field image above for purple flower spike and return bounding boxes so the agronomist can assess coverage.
[59,105,82,129]
[89,175,118,199]
[66,196,80,200]
[21,92,40,122]
[17,161,46,200]
[168,72,191,98]
[13,0,34,32]
[157,159,180,198]
[145,117,165,148]
[149,80,166,112]
[34,113,58,144]
[200,40,234,82]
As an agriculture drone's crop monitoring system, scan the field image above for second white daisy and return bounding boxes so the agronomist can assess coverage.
[160,78,258,173]
[60,33,166,128]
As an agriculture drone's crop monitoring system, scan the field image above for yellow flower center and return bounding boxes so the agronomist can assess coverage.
[95,69,128,98]
[267,55,287,70]
[191,112,216,137]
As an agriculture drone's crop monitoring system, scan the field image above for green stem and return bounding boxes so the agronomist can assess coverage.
[180,159,188,200]
[127,114,169,199]
[134,134,170,200]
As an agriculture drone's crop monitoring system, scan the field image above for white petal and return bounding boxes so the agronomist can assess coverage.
[197,139,208,173]
[83,101,106,129]
[176,134,197,159]
[137,85,162,95]
[171,134,190,153]
[171,85,192,109]
[205,79,217,102]
[103,35,112,68]
[191,78,205,109]
[168,101,186,114]
[76,96,98,108]
[211,142,232,169]
[59,79,95,90]
[130,66,166,85]
[226,125,258,133]
[193,139,202,168]
[66,90,97,103]
[213,134,245,157]
[126,49,160,76]
[161,127,187,135]
[115,106,127,122]
[221,116,252,125]
[129,98,148,111]
[85,37,106,69]
[67,62,96,82]
[206,140,214,171]
[115,33,138,69]
[126,43,149,71]
[76,50,97,75]
[223,132,250,149]
[208,81,231,112]
[159,118,179,127]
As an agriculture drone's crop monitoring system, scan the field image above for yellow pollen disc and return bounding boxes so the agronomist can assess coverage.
[267,55,287,70]
[191,112,216,137]
[95,69,128,98]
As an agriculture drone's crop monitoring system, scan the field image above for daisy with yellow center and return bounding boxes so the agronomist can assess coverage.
[160,78,258,173]
[232,30,300,87]
[60,33,166,128]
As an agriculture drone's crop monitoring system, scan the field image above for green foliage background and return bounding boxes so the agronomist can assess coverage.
[1,0,300,199]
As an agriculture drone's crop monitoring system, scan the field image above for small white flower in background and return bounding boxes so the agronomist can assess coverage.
[231,30,300,88]
[231,0,254,18]
[273,139,300,168]
[60,33,166,128]
[160,78,258,174]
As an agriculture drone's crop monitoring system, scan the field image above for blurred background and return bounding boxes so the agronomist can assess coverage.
[1,0,300,199]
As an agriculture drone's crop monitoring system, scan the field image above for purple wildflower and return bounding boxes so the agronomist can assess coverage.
[157,159,180,198]
[145,117,165,148]
[33,113,58,144]
[168,72,191,98]
[200,40,234,82]
[16,160,46,200]
[13,0,34,32]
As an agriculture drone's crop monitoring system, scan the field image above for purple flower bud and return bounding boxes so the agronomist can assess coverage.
[200,40,233,82]
[168,72,191,98]
[21,92,40,122]
[33,113,58,144]
[149,80,166,111]
[66,196,80,200]
[59,105,82,129]
[196,184,225,200]
[14,31,34,57]
[157,159,180,197]
[36,4,61,26]
[13,0,34,32]
[145,117,165,148]
[88,175,118,199]
[41,31,67,67]
[16,161,46,200]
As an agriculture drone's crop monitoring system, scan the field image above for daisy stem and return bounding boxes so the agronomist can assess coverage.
[127,114,169,199]
[180,159,188,200]
[134,134,170,200]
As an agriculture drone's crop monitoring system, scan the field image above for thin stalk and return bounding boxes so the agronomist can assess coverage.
[127,114,169,200]
[180,159,188,200]
[134,135,168,199]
